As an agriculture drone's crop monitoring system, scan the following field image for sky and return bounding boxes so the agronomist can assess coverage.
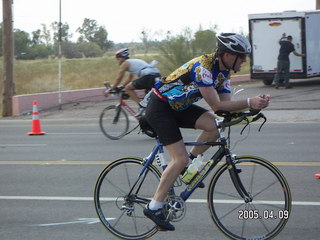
[1,0,317,43]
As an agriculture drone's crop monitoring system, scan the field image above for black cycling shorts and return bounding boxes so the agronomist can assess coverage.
[145,93,208,146]
[132,74,160,91]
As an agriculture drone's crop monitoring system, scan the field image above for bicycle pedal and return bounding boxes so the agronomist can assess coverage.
[198,182,205,188]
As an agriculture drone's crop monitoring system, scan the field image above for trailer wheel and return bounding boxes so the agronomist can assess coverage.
[263,79,273,85]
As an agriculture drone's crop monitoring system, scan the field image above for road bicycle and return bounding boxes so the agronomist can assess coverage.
[99,83,155,140]
[94,110,292,240]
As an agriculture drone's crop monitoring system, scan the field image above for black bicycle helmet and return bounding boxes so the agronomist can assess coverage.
[217,33,251,55]
[115,48,130,58]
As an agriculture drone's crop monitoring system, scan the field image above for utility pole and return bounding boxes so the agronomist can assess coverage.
[2,0,15,117]
[58,0,62,109]
[317,0,320,9]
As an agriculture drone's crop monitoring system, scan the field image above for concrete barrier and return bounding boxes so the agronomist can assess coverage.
[12,88,146,116]
[12,88,107,115]
[12,75,252,116]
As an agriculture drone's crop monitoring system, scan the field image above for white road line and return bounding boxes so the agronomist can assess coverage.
[0,144,48,147]
[0,196,319,206]
[34,218,101,227]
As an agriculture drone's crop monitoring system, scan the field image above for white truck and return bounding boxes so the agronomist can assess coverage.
[248,10,320,85]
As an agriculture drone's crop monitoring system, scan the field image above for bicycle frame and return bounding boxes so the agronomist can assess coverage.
[118,99,137,118]
[131,118,252,205]
[111,89,138,118]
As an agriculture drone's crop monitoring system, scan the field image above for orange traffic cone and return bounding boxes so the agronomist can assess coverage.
[28,100,46,135]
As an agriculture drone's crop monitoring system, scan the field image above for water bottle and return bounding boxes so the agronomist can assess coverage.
[156,152,168,169]
[182,155,204,184]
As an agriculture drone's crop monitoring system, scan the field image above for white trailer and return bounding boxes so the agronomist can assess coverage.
[248,10,320,85]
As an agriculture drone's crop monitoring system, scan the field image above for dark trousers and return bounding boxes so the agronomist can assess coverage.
[273,60,291,87]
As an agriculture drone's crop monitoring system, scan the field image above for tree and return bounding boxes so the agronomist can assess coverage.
[31,29,41,45]
[140,28,156,54]
[77,42,103,57]
[192,29,217,55]
[61,42,82,58]
[93,26,113,51]
[157,28,195,71]
[51,21,72,43]
[23,44,54,60]
[14,29,32,59]
[40,24,52,46]
[158,28,218,71]
[77,18,99,43]
[77,18,113,52]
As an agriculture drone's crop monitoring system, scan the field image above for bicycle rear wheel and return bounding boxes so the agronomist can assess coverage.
[99,105,129,140]
[207,156,291,240]
[94,157,161,240]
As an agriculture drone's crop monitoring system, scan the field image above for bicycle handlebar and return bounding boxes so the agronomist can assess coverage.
[215,109,267,131]
[109,86,125,94]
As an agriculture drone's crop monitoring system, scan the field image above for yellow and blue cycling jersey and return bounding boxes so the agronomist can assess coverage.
[155,53,231,111]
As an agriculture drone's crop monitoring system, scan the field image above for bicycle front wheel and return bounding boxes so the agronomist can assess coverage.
[94,157,161,240]
[99,105,129,140]
[207,156,291,240]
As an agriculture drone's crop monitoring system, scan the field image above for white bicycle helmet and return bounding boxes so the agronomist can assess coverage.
[115,48,130,58]
[217,33,251,54]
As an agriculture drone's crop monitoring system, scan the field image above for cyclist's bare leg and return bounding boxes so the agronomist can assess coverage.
[152,140,189,202]
[124,83,140,105]
[190,112,218,156]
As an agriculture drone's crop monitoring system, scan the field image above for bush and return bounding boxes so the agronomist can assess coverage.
[62,42,82,58]
[77,42,103,58]
[158,28,218,71]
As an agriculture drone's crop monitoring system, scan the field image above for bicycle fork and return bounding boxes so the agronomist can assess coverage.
[112,105,122,124]
[227,154,253,203]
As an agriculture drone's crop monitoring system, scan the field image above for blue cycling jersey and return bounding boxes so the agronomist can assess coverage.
[155,53,231,111]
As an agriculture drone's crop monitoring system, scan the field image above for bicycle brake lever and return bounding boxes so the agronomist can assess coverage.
[251,113,267,132]
[240,119,250,135]
[258,115,267,132]
[240,112,267,134]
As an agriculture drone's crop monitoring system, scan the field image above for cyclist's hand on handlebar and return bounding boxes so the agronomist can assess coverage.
[249,95,270,110]
[104,88,111,97]
[104,86,125,97]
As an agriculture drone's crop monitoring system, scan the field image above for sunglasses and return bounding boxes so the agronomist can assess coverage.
[237,53,247,59]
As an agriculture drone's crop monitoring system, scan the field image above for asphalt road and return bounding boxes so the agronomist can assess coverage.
[1,121,320,240]
[1,79,320,240]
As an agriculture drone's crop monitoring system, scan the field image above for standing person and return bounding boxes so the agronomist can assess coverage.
[106,48,161,116]
[273,34,305,89]
[143,33,270,231]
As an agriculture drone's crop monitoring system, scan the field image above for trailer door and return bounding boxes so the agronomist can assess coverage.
[251,18,303,74]
[305,13,320,77]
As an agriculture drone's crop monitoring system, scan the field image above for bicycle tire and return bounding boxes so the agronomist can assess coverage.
[94,157,161,240]
[207,155,291,240]
[99,105,129,140]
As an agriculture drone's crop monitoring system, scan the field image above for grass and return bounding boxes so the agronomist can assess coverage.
[0,54,250,114]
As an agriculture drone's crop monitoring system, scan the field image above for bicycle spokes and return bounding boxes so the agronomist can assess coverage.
[208,156,291,240]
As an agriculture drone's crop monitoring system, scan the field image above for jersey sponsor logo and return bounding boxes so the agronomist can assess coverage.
[200,67,213,85]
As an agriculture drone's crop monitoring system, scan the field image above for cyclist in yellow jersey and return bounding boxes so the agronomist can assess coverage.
[143,33,270,231]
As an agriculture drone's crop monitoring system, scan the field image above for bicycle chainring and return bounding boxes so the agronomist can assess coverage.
[165,195,186,222]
